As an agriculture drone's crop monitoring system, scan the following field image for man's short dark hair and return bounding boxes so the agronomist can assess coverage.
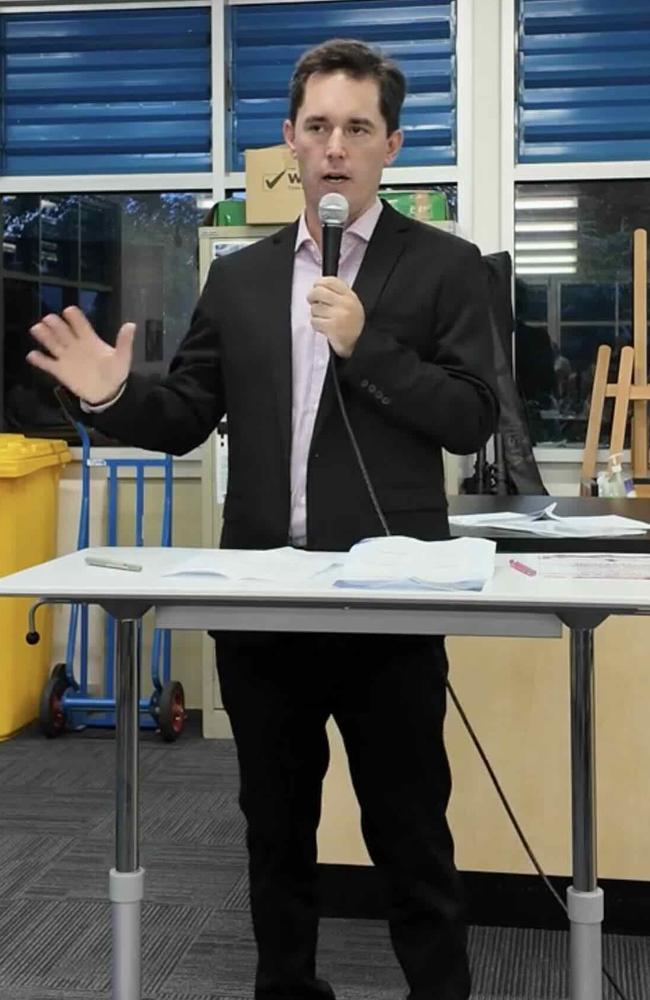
[288,39,406,135]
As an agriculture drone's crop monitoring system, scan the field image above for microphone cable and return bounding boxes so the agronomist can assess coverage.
[328,352,632,1000]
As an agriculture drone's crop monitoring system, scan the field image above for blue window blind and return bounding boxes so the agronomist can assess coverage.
[227,0,455,171]
[518,0,650,163]
[0,8,211,176]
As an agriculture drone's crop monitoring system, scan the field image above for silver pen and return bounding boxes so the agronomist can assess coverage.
[84,555,143,573]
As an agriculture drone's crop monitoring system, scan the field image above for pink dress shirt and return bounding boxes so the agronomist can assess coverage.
[289,198,382,546]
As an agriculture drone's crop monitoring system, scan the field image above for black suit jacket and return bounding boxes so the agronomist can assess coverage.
[83,202,498,551]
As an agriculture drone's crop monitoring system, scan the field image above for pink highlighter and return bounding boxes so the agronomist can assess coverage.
[509,558,537,578]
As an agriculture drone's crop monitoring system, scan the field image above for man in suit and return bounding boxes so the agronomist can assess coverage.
[27,39,498,1000]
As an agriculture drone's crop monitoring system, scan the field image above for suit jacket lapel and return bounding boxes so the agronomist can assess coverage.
[312,202,411,440]
[262,221,298,485]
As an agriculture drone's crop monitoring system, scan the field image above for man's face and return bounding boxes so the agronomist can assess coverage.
[283,71,402,225]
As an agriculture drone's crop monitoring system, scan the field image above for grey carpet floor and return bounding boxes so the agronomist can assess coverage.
[0,720,647,1000]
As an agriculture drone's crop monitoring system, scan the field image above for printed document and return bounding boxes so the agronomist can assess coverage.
[533,552,650,580]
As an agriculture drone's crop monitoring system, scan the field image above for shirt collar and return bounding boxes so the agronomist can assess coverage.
[294,197,383,254]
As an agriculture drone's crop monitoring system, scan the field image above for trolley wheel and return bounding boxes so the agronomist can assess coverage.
[50,661,80,692]
[158,681,186,742]
[39,672,69,738]
[50,662,68,682]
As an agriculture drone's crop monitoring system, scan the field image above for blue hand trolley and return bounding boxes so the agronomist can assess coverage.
[38,422,186,741]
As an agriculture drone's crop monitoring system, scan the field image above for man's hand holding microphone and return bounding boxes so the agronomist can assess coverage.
[307,192,364,359]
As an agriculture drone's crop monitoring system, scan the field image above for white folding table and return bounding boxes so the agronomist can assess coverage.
[2,544,648,1000]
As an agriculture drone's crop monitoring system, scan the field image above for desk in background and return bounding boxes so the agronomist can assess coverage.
[448,494,650,551]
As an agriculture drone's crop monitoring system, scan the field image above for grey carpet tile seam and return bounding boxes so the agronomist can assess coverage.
[469,926,568,994]
[0,899,107,987]
[0,899,215,994]
[0,755,114,790]
[18,841,247,906]
[222,870,249,911]
[0,993,242,1000]
[0,789,114,837]
[602,936,650,1000]
[138,903,217,992]
[86,789,246,846]
[0,833,74,898]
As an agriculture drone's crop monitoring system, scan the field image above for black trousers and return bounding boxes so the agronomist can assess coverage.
[215,631,470,1000]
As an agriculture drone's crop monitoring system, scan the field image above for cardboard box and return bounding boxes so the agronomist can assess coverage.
[244,145,304,224]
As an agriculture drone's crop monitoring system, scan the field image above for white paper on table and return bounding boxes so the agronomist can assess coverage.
[163,547,342,583]
[331,535,496,591]
[162,537,496,591]
[450,503,556,528]
[449,504,650,537]
[533,552,650,580]
[496,515,649,537]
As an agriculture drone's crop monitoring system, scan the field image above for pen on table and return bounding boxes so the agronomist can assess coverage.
[509,558,537,578]
[84,556,143,573]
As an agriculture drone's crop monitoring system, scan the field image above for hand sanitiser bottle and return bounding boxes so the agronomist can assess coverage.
[604,453,636,498]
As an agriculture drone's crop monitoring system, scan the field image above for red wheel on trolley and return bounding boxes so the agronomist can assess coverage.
[38,665,69,738]
[158,680,186,742]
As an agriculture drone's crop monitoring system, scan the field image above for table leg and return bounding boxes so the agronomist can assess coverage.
[110,616,144,1000]
[568,625,603,1000]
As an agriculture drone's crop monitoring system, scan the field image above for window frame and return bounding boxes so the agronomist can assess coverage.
[223,0,469,221]
[0,0,471,230]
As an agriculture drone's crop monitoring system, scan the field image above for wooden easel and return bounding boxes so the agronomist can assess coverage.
[580,228,650,496]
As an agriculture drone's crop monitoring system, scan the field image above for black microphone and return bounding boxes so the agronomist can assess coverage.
[318,193,349,276]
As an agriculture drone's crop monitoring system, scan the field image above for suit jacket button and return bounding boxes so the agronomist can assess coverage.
[368,384,376,394]
[382,397,390,405]
[361,378,369,388]
[375,390,384,401]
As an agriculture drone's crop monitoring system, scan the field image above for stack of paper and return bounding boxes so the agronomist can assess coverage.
[449,503,650,538]
[164,536,496,592]
[331,536,495,591]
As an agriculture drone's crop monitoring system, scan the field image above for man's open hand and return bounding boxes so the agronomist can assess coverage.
[27,306,135,405]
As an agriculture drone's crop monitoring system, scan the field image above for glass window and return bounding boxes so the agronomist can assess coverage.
[514,180,650,448]
[2,191,208,441]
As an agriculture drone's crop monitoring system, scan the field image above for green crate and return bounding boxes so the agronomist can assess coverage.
[381,190,449,222]
[214,199,247,226]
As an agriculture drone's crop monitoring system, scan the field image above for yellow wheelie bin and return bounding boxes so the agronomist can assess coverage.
[0,434,71,739]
